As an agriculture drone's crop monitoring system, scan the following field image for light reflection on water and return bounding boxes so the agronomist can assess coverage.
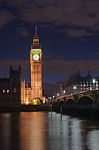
[0,112,99,150]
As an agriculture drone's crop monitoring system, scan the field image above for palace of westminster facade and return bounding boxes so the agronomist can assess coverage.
[0,27,43,105]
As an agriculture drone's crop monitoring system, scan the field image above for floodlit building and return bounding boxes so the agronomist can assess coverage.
[21,27,43,104]
[65,71,99,94]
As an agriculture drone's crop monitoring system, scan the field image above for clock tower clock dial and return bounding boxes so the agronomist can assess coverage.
[33,54,39,60]
[30,26,42,102]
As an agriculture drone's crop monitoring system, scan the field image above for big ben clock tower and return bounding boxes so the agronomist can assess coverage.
[30,26,42,101]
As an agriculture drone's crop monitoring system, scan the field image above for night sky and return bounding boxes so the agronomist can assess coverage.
[0,0,99,83]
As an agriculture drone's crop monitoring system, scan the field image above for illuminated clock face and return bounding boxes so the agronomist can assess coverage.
[33,54,39,60]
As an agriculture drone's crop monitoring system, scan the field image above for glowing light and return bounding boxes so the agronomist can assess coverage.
[63,90,66,94]
[92,79,96,84]
[32,98,42,105]
[7,89,9,93]
[25,101,29,105]
[53,95,55,99]
[83,84,85,87]
[3,89,5,93]
[25,97,29,105]
[57,93,59,96]
[32,99,38,105]
[73,86,77,90]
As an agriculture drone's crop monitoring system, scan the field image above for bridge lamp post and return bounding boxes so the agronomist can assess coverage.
[73,85,77,90]
[63,90,66,94]
[53,95,55,98]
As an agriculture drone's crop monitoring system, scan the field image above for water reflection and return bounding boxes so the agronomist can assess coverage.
[0,113,20,150]
[0,112,99,150]
[20,112,47,150]
[80,121,89,150]
[0,113,11,150]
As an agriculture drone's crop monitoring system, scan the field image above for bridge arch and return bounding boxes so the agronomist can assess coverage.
[65,99,75,108]
[66,98,75,103]
[77,95,94,108]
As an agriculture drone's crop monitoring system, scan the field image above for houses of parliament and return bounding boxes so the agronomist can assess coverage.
[0,27,43,105]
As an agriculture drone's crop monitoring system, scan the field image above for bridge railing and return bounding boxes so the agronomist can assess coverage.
[56,89,99,101]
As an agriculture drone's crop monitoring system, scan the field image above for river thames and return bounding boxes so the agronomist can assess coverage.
[0,112,99,150]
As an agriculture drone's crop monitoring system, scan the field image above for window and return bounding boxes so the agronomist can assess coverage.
[7,89,10,93]
[3,89,5,93]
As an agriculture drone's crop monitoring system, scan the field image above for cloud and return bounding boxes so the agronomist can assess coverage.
[43,59,99,75]
[17,27,29,37]
[0,9,14,28]
[65,28,93,38]
[1,0,99,37]
[16,0,99,29]
[0,59,29,78]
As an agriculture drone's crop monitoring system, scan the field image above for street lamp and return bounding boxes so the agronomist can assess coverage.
[53,95,55,99]
[63,90,66,94]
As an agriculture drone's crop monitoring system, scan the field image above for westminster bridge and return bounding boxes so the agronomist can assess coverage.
[51,89,99,118]
[53,89,99,108]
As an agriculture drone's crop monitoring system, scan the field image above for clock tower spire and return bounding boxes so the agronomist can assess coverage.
[32,25,40,49]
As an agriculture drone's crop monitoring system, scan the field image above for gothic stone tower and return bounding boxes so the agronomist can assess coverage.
[30,27,42,101]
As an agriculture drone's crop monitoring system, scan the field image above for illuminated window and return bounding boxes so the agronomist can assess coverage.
[87,81,89,86]
[63,90,66,94]
[3,89,5,93]
[73,86,77,90]
[92,79,96,84]
[7,90,9,93]
[83,84,85,87]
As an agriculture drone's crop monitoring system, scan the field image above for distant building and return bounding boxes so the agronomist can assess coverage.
[0,66,21,106]
[55,71,99,97]
[65,71,99,94]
